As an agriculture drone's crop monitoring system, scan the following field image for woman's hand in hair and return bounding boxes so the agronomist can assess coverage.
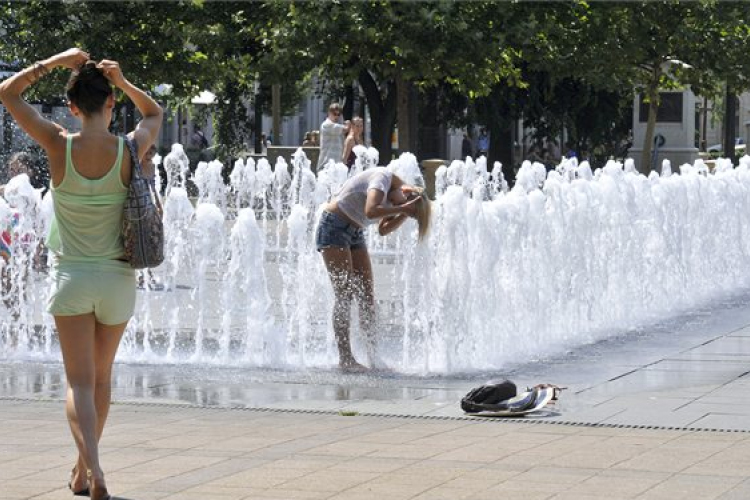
[378,213,408,236]
[51,48,89,70]
[97,60,126,88]
[396,196,420,218]
[401,185,421,197]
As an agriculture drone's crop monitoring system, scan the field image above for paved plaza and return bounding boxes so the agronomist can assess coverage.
[3,289,750,498]
[1,397,750,500]
[1,400,750,500]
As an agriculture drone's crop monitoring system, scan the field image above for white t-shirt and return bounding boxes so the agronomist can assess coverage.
[317,118,346,168]
[334,167,393,227]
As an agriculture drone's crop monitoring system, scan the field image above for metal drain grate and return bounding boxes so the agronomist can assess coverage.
[1,396,748,434]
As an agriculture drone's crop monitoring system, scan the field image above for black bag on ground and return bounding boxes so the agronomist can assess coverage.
[461,379,517,413]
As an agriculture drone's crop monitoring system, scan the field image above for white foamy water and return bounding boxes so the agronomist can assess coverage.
[3,148,750,373]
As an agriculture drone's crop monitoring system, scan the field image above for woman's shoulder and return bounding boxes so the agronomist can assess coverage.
[367,167,393,184]
[68,130,124,140]
[50,127,72,143]
[43,128,72,158]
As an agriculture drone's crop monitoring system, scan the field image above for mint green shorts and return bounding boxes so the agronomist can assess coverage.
[48,257,136,325]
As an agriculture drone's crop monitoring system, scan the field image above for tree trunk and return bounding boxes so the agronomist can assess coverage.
[343,83,355,121]
[396,75,418,154]
[640,67,660,174]
[359,69,397,163]
[417,87,444,160]
[271,83,281,146]
[358,90,367,140]
[701,96,708,151]
[254,89,263,154]
[483,86,515,185]
[489,120,514,186]
[723,85,737,164]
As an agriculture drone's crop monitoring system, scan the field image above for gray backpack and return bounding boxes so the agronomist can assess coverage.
[122,137,164,269]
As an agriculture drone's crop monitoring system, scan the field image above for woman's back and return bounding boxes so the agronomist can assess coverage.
[47,133,130,260]
[62,132,131,184]
[334,167,393,226]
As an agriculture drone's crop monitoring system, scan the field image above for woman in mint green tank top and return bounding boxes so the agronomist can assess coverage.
[0,49,163,500]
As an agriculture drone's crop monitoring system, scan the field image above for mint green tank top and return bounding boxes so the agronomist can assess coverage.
[46,135,128,261]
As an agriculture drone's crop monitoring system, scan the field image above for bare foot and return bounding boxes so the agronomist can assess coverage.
[88,470,110,500]
[68,465,88,495]
[340,360,369,373]
[370,365,394,374]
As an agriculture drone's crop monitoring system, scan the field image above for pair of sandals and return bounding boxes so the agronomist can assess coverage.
[68,469,111,500]
[494,383,566,414]
[528,383,566,402]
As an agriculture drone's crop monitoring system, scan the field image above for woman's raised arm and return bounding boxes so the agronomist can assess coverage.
[98,60,163,159]
[0,49,89,151]
[342,135,354,164]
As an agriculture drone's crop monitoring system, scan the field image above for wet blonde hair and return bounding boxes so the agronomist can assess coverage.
[412,187,431,242]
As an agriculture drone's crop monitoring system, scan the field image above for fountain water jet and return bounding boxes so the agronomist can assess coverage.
[4,148,750,374]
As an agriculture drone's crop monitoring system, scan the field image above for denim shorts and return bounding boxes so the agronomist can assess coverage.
[315,210,366,251]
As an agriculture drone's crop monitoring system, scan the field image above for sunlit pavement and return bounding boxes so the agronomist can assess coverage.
[2,399,750,500]
[3,290,750,498]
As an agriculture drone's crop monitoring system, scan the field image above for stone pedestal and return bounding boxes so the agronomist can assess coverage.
[629,146,700,174]
[421,159,447,199]
[631,89,699,173]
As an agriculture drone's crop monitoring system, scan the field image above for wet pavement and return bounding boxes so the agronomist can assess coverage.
[3,288,750,432]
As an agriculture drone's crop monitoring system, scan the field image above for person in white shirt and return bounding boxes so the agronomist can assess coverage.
[317,102,350,169]
[315,167,431,372]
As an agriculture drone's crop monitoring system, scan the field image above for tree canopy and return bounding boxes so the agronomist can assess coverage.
[3,0,750,171]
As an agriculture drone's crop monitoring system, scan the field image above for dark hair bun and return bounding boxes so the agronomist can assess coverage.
[65,60,113,116]
[77,60,102,80]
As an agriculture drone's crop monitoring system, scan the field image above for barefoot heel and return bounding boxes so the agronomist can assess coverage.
[68,468,89,497]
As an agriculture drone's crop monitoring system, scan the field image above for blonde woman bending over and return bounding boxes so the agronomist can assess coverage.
[316,166,430,372]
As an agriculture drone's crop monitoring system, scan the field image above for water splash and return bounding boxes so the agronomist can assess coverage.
[4,150,750,374]
[163,144,190,194]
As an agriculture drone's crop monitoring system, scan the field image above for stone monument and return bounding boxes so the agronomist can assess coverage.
[629,89,699,173]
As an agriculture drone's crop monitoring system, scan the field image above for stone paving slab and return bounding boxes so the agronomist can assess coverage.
[5,276,750,499]
[2,400,749,500]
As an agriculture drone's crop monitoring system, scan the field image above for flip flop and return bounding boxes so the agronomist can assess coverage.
[528,384,567,401]
[68,482,90,497]
[68,468,89,497]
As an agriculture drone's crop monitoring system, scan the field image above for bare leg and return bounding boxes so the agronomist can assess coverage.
[350,247,377,364]
[93,320,128,439]
[55,314,101,489]
[58,315,127,497]
[71,320,127,490]
[321,247,366,371]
